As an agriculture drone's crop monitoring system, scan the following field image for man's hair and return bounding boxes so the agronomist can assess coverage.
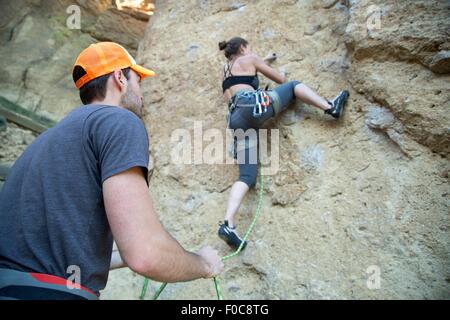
[72,66,131,105]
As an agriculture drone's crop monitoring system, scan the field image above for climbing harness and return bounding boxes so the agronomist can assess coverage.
[228,90,271,118]
[139,167,265,300]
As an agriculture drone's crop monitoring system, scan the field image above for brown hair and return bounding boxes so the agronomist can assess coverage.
[72,66,131,105]
[218,37,248,60]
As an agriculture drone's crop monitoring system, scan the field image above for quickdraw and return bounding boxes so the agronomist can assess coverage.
[252,90,270,118]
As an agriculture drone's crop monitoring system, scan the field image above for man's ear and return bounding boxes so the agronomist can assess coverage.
[112,69,126,92]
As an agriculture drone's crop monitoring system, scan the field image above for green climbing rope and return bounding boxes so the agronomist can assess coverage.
[213,277,223,300]
[152,282,167,300]
[139,275,149,300]
[140,168,265,300]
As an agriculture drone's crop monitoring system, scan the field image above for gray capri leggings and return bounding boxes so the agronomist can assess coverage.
[228,80,301,187]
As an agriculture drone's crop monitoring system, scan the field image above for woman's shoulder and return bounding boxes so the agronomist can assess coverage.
[241,53,259,61]
[235,53,260,67]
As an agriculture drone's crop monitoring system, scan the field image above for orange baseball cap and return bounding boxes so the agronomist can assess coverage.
[73,42,155,89]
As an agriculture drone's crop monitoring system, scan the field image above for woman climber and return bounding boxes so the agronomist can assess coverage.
[217,36,349,250]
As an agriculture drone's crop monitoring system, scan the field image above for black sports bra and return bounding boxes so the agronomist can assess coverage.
[222,61,259,93]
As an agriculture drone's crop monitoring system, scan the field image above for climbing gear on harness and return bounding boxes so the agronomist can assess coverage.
[325,90,349,119]
[0,268,98,300]
[218,220,247,250]
[228,89,281,117]
[253,90,270,118]
[140,167,265,301]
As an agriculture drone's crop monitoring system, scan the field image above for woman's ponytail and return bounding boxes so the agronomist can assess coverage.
[218,41,227,51]
[218,37,248,60]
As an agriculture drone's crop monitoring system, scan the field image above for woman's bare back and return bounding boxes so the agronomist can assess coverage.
[223,54,258,101]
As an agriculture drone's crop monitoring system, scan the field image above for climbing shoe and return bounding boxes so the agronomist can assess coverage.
[218,221,247,250]
[324,90,349,119]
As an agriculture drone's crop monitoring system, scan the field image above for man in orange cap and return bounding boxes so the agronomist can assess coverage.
[0,42,223,299]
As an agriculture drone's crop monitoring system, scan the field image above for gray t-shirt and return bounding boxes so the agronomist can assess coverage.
[0,105,149,295]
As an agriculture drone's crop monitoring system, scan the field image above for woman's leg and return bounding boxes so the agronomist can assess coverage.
[224,181,249,227]
[225,138,258,225]
[270,80,348,119]
[219,142,258,249]
[294,83,330,111]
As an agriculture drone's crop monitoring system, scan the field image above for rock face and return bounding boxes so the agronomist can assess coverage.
[0,0,150,122]
[101,0,449,299]
[345,0,450,156]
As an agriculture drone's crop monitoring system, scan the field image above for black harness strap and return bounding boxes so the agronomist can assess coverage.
[223,60,236,79]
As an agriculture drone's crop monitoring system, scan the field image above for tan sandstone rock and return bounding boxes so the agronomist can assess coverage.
[103,0,449,299]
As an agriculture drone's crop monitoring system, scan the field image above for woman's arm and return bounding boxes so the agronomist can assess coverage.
[252,54,286,84]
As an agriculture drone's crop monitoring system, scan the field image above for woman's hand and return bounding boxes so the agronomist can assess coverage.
[263,52,277,64]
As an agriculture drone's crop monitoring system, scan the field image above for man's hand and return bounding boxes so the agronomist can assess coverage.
[196,246,224,278]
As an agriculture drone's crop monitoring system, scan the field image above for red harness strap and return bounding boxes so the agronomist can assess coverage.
[30,273,97,297]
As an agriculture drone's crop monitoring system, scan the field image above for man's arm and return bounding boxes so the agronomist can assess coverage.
[103,167,223,282]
